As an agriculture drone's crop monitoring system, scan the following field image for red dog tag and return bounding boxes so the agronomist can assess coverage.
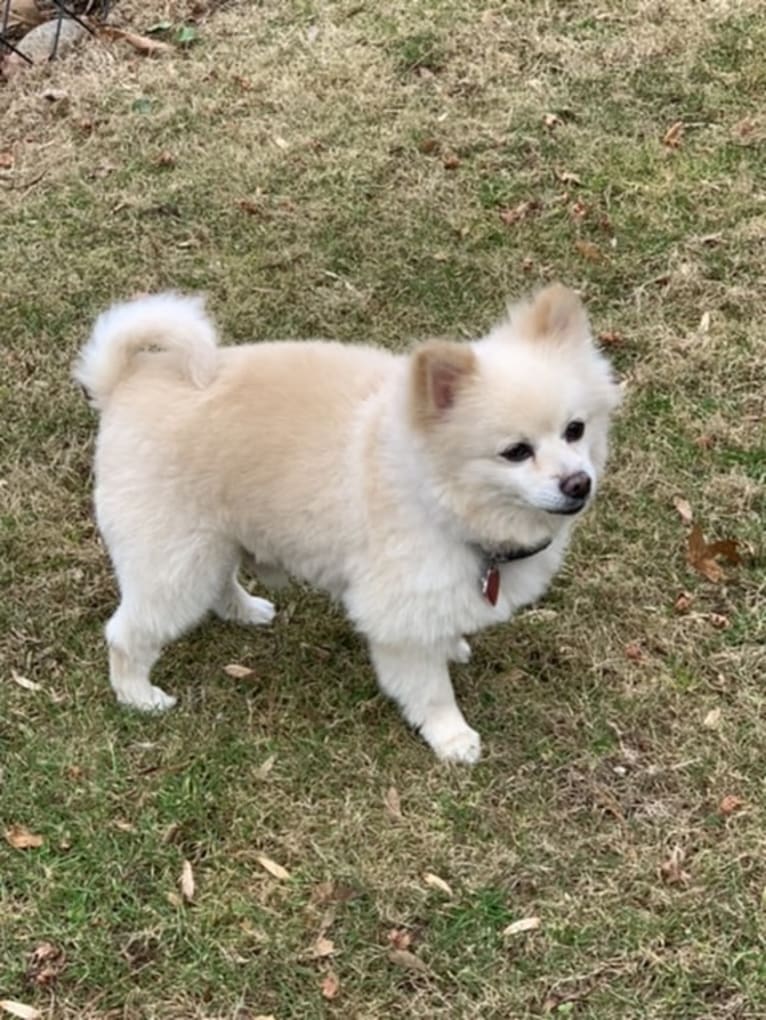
[481,564,500,605]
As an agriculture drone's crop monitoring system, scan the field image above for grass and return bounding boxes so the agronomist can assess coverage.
[1,0,764,1016]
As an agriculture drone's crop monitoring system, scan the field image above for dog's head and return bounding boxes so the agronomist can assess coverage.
[409,284,621,547]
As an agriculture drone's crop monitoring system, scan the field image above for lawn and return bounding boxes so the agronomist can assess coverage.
[1,1,764,1017]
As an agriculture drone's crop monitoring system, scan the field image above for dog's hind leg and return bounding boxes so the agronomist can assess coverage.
[104,533,236,711]
[214,569,276,626]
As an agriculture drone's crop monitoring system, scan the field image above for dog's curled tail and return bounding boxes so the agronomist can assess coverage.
[73,292,219,410]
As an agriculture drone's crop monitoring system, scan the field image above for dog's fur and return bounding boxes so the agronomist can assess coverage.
[75,285,620,762]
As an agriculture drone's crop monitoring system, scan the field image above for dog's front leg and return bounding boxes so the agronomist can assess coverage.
[369,641,480,764]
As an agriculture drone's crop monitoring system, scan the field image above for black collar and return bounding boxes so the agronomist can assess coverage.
[478,536,552,566]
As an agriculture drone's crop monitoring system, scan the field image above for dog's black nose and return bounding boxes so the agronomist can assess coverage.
[560,471,591,500]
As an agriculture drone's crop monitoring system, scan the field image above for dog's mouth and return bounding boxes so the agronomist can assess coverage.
[547,496,588,516]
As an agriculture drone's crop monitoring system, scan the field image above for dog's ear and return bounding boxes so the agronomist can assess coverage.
[411,340,476,425]
[515,283,590,345]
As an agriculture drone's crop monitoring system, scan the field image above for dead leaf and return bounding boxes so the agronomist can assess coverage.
[702,707,721,730]
[98,26,174,56]
[570,198,588,220]
[4,825,43,850]
[180,859,195,902]
[597,329,622,346]
[659,846,690,885]
[320,970,340,1000]
[719,794,744,816]
[9,0,41,21]
[574,239,603,262]
[223,663,255,679]
[387,928,413,951]
[418,137,440,155]
[499,199,541,226]
[556,169,581,186]
[256,854,290,881]
[312,881,358,904]
[672,496,693,526]
[695,434,716,450]
[10,670,42,692]
[503,916,541,936]
[543,112,561,129]
[0,152,14,169]
[624,642,645,663]
[442,152,461,170]
[0,1003,41,1020]
[255,754,276,779]
[674,591,694,614]
[708,613,729,630]
[387,948,429,973]
[312,935,335,958]
[662,121,684,148]
[155,150,176,168]
[237,199,261,216]
[26,942,66,987]
[383,786,402,821]
[687,525,741,583]
[423,872,453,897]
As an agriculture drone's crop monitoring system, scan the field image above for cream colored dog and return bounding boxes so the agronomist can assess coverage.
[75,284,619,763]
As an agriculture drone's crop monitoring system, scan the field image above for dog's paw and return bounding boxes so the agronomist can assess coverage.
[450,638,472,664]
[236,594,276,626]
[423,720,481,764]
[116,684,177,713]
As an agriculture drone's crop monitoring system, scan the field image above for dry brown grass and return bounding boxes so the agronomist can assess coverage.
[1,1,764,1017]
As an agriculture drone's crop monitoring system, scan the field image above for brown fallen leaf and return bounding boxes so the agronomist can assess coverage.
[574,239,603,262]
[312,935,335,959]
[387,948,429,973]
[503,916,541,936]
[155,150,176,168]
[180,859,195,902]
[7,0,44,27]
[387,928,413,951]
[694,433,716,450]
[719,794,744,816]
[662,121,684,148]
[442,152,461,170]
[4,825,43,850]
[672,496,693,526]
[223,663,255,679]
[237,199,261,216]
[256,854,290,881]
[320,970,340,1000]
[0,151,14,169]
[570,198,588,220]
[659,846,690,885]
[499,199,541,226]
[543,112,561,130]
[98,26,174,56]
[0,1003,42,1020]
[383,785,402,821]
[702,709,722,735]
[312,881,358,905]
[423,872,453,897]
[624,642,645,663]
[26,941,66,988]
[255,754,276,780]
[418,137,440,155]
[674,591,694,614]
[597,329,622,347]
[708,613,729,630]
[687,525,741,583]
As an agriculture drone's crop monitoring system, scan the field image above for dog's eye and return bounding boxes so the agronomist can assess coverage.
[564,420,585,442]
[501,442,534,463]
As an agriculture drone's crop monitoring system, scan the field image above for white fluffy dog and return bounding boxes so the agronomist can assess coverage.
[75,284,619,763]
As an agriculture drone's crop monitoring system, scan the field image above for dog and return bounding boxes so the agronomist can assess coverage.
[74,284,620,763]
